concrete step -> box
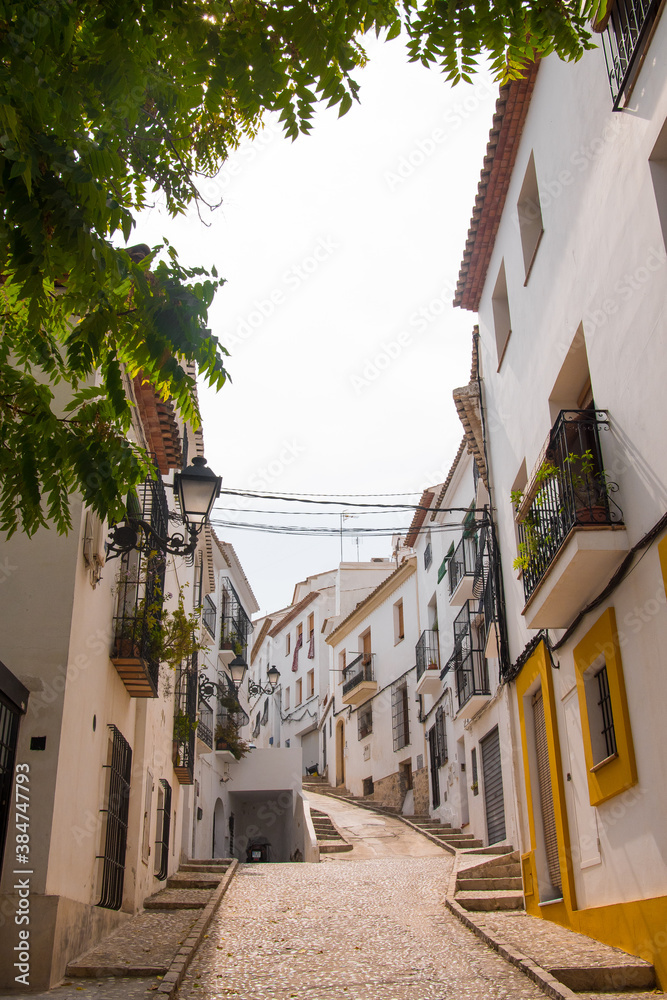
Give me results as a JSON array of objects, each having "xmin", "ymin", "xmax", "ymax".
[
  {"xmin": 417, "ymin": 826, "xmax": 462, "ymax": 835},
  {"xmin": 456, "ymin": 876, "xmax": 524, "ymax": 892},
  {"xmin": 455, "ymin": 889, "xmax": 525, "ymax": 912}
]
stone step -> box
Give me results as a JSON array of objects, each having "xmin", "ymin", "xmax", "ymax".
[
  {"xmin": 166, "ymin": 873, "xmax": 221, "ymax": 890},
  {"xmin": 456, "ymin": 876, "xmax": 524, "ymax": 892},
  {"xmin": 455, "ymin": 890, "xmax": 525, "ymax": 912},
  {"xmin": 319, "ymin": 841, "xmax": 354, "ymax": 854},
  {"xmin": 66, "ymin": 910, "xmax": 200, "ymax": 977},
  {"xmin": 459, "ymin": 844, "xmax": 516, "ymax": 855},
  {"xmin": 179, "ymin": 860, "xmax": 232, "ymax": 872},
  {"xmin": 417, "ymin": 826, "xmax": 462, "ymax": 835},
  {"xmin": 440, "ymin": 838, "xmax": 484, "ymax": 849},
  {"xmin": 144, "ymin": 887, "xmax": 213, "ymax": 910},
  {"xmin": 550, "ymin": 965, "xmax": 656, "ymax": 992}
]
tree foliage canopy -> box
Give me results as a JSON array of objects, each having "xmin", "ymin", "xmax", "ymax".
[{"xmin": 0, "ymin": 0, "xmax": 607, "ymax": 536}]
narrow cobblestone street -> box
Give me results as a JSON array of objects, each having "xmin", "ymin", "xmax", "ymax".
[{"xmin": 174, "ymin": 796, "xmax": 548, "ymax": 1000}]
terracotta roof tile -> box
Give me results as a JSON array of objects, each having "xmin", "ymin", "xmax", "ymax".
[
  {"xmin": 454, "ymin": 63, "xmax": 539, "ymax": 312},
  {"xmin": 405, "ymin": 491, "xmax": 435, "ymax": 548}
]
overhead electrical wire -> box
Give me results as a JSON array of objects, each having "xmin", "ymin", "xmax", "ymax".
[{"xmin": 215, "ymin": 490, "xmax": 481, "ymax": 513}]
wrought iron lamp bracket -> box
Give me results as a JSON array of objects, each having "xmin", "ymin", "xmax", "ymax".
[
  {"xmin": 247, "ymin": 679, "xmax": 276, "ymax": 697},
  {"xmin": 106, "ymin": 516, "xmax": 201, "ymax": 561}
]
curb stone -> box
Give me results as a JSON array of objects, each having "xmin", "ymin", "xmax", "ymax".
[
  {"xmin": 445, "ymin": 897, "xmax": 582, "ymax": 1000},
  {"xmin": 156, "ymin": 859, "xmax": 238, "ymax": 997}
]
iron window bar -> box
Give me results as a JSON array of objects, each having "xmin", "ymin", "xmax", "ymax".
[
  {"xmin": 261, "ymin": 698, "xmax": 270, "ymax": 726},
  {"xmin": 391, "ymin": 678, "xmax": 410, "ymax": 751},
  {"xmin": 342, "ymin": 653, "xmax": 375, "ymax": 696},
  {"xmin": 602, "ymin": 0, "xmax": 662, "ymax": 109},
  {"xmin": 358, "ymin": 705, "xmax": 373, "ymax": 740},
  {"xmin": 428, "ymin": 724, "xmax": 441, "ymax": 808},
  {"xmin": 596, "ymin": 664, "xmax": 618, "ymax": 760},
  {"xmin": 155, "ymin": 779, "xmax": 172, "ymax": 881},
  {"xmin": 0, "ymin": 687, "xmax": 25, "ymax": 874},
  {"xmin": 97, "ymin": 725, "xmax": 132, "ymax": 910},
  {"xmin": 516, "ymin": 410, "xmax": 622, "ymax": 603},
  {"xmin": 424, "ymin": 542, "xmax": 433, "ymax": 570},
  {"xmin": 416, "ymin": 629, "xmax": 440, "ymax": 681}
]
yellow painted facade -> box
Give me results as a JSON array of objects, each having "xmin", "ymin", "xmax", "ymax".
[{"xmin": 516, "ymin": 634, "xmax": 667, "ymax": 988}]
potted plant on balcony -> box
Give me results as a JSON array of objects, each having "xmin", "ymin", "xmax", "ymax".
[
  {"xmin": 112, "ymin": 575, "xmax": 207, "ymax": 671},
  {"xmin": 172, "ymin": 710, "xmax": 198, "ymax": 765},
  {"xmin": 214, "ymin": 721, "xmax": 250, "ymax": 759}
]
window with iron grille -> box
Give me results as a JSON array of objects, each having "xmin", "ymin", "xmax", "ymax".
[
  {"xmin": 362, "ymin": 776, "xmax": 374, "ymax": 796},
  {"xmin": 261, "ymin": 698, "xmax": 269, "ymax": 726},
  {"xmin": 471, "ymin": 746, "xmax": 479, "ymax": 795},
  {"xmin": 597, "ymin": 665, "xmax": 617, "ymax": 760},
  {"xmin": 154, "ymin": 779, "xmax": 171, "ymax": 881},
  {"xmin": 391, "ymin": 679, "xmax": 410, "ymax": 751},
  {"xmin": 428, "ymin": 726, "xmax": 440, "ymax": 808},
  {"xmin": 358, "ymin": 705, "xmax": 373, "ymax": 740},
  {"xmin": 0, "ymin": 667, "xmax": 28, "ymax": 874},
  {"xmin": 424, "ymin": 541, "xmax": 432, "ymax": 570},
  {"xmin": 435, "ymin": 706, "xmax": 447, "ymax": 766},
  {"xmin": 97, "ymin": 725, "xmax": 132, "ymax": 910}
]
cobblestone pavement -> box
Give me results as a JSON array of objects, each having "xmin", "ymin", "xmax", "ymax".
[
  {"xmin": 0, "ymin": 977, "xmax": 160, "ymax": 999},
  {"xmin": 176, "ymin": 856, "xmax": 551, "ymax": 1000}
]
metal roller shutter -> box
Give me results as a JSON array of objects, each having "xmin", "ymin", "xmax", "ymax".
[
  {"xmin": 533, "ymin": 689, "xmax": 562, "ymax": 893},
  {"xmin": 480, "ymin": 726, "xmax": 506, "ymax": 844}
]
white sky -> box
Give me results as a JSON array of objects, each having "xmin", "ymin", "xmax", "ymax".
[{"xmin": 134, "ymin": 35, "xmax": 497, "ymax": 617}]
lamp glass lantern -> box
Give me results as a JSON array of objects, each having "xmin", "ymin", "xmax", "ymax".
[
  {"xmin": 174, "ymin": 456, "xmax": 222, "ymax": 525},
  {"xmin": 229, "ymin": 654, "xmax": 248, "ymax": 690},
  {"xmin": 267, "ymin": 665, "xmax": 280, "ymax": 690}
]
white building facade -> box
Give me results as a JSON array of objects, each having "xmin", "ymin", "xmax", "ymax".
[{"xmin": 454, "ymin": 7, "xmax": 667, "ymax": 984}]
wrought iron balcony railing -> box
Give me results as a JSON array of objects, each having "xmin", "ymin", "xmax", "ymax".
[
  {"xmin": 448, "ymin": 534, "xmax": 477, "ymax": 598},
  {"xmin": 111, "ymin": 473, "xmax": 169, "ymax": 697},
  {"xmin": 197, "ymin": 698, "xmax": 213, "ymax": 749},
  {"xmin": 202, "ymin": 595, "xmax": 216, "ymax": 638},
  {"xmin": 515, "ymin": 410, "xmax": 622, "ymax": 602},
  {"xmin": 416, "ymin": 629, "xmax": 440, "ymax": 681},
  {"xmin": 441, "ymin": 602, "xmax": 490, "ymax": 711},
  {"xmin": 602, "ymin": 0, "xmax": 662, "ymax": 108},
  {"xmin": 342, "ymin": 653, "xmax": 375, "ymax": 696},
  {"xmin": 219, "ymin": 577, "xmax": 253, "ymax": 654},
  {"xmin": 173, "ymin": 655, "xmax": 198, "ymax": 784}
]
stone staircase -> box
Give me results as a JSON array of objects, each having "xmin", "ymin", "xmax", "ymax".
[
  {"xmin": 454, "ymin": 850, "xmax": 524, "ymax": 912},
  {"xmin": 310, "ymin": 808, "xmax": 352, "ymax": 853},
  {"xmin": 408, "ymin": 815, "xmax": 485, "ymax": 852},
  {"xmin": 67, "ymin": 858, "xmax": 234, "ymax": 978}
]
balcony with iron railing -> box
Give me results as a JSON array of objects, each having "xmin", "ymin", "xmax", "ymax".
[
  {"xmin": 601, "ymin": 0, "xmax": 663, "ymax": 109},
  {"xmin": 196, "ymin": 697, "xmax": 213, "ymax": 751},
  {"xmin": 442, "ymin": 602, "xmax": 490, "ymax": 715},
  {"xmin": 416, "ymin": 629, "xmax": 441, "ymax": 697},
  {"xmin": 111, "ymin": 476, "xmax": 169, "ymax": 698},
  {"xmin": 218, "ymin": 577, "xmax": 254, "ymax": 666},
  {"xmin": 172, "ymin": 655, "xmax": 198, "ymax": 784},
  {"xmin": 513, "ymin": 410, "xmax": 628, "ymax": 628},
  {"xmin": 448, "ymin": 534, "xmax": 478, "ymax": 605},
  {"xmin": 341, "ymin": 653, "xmax": 377, "ymax": 707},
  {"xmin": 202, "ymin": 595, "xmax": 216, "ymax": 639}
]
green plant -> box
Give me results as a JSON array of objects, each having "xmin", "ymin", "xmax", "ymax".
[
  {"xmin": 113, "ymin": 572, "xmax": 207, "ymax": 670},
  {"xmin": 214, "ymin": 721, "xmax": 251, "ymax": 760},
  {"xmin": 173, "ymin": 710, "xmax": 198, "ymax": 743}
]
